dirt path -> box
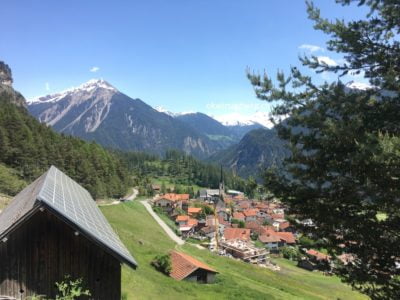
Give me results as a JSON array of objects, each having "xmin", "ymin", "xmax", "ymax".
[
  {"xmin": 124, "ymin": 188, "xmax": 138, "ymax": 201},
  {"xmin": 140, "ymin": 200, "xmax": 184, "ymax": 245},
  {"xmin": 98, "ymin": 188, "xmax": 138, "ymax": 207}
]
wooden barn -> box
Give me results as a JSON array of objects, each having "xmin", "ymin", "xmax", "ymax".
[{"xmin": 0, "ymin": 166, "xmax": 137, "ymax": 300}]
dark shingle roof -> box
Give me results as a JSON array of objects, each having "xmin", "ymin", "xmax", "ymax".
[{"xmin": 0, "ymin": 166, "xmax": 137, "ymax": 268}]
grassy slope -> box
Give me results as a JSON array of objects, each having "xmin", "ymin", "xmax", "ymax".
[{"xmin": 102, "ymin": 202, "xmax": 368, "ymax": 300}]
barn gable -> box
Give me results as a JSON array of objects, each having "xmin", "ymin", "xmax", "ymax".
[{"xmin": 0, "ymin": 166, "xmax": 137, "ymax": 269}]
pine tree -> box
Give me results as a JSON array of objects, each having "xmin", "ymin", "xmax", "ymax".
[
  {"xmin": 248, "ymin": 1, "xmax": 400, "ymax": 298},
  {"xmin": 161, "ymin": 181, "xmax": 167, "ymax": 194}
]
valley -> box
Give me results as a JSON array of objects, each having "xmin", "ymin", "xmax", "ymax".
[
  {"xmin": 1, "ymin": 0, "xmax": 398, "ymax": 296},
  {"xmin": 27, "ymin": 78, "xmax": 285, "ymax": 177},
  {"xmin": 102, "ymin": 201, "xmax": 367, "ymax": 300}
]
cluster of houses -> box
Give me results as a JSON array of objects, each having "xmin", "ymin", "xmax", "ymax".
[
  {"xmin": 152, "ymin": 188, "xmax": 299, "ymax": 267},
  {"xmin": 152, "ymin": 187, "xmax": 354, "ymax": 273}
]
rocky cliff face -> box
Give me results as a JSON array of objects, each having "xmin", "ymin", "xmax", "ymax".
[
  {"xmin": 28, "ymin": 79, "xmax": 223, "ymax": 158},
  {"xmin": 0, "ymin": 62, "xmax": 13, "ymax": 86},
  {"xmin": 0, "ymin": 61, "xmax": 26, "ymax": 107}
]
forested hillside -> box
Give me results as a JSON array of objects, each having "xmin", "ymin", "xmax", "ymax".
[
  {"xmin": 210, "ymin": 128, "xmax": 287, "ymax": 178},
  {"xmin": 0, "ymin": 93, "xmax": 130, "ymax": 198},
  {"xmin": 119, "ymin": 149, "xmax": 250, "ymax": 194}
]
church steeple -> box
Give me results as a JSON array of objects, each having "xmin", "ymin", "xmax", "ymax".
[{"xmin": 219, "ymin": 165, "xmax": 224, "ymax": 200}]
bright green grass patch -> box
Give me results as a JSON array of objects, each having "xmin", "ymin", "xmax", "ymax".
[
  {"xmin": 153, "ymin": 208, "xmax": 180, "ymax": 234},
  {"xmin": 101, "ymin": 202, "xmax": 368, "ymax": 300}
]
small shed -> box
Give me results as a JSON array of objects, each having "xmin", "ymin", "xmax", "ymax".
[
  {"xmin": 169, "ymin": 251, "xmax": 217, "ymax": 283},
  {"xmin": 0, "ymin": 166, "xmax": 137, "ymax": 299}
]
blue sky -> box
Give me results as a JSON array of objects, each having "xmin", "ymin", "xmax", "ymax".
[{"xmin": 2, "ymin": 0, "xmax": 367, "ymax": 118}]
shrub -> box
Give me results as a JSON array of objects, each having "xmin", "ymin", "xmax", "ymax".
[
  {"xmin": 299, "ymin": 235, "xmax": 316, "ymax": 249},
  {"xmin": 231, "ymin": 219, "xmax": 245, "ymax": 228},
  {"xmin": 152, "ymin": 254, "xmax": 172, "ymax": 275},
  {"xmin": 281, "ymin": 246, "xmax": 301, "ymax": 261},
  {"xmin": 55, "ymin": 275, "xmax": 91, "ymax": 300}
]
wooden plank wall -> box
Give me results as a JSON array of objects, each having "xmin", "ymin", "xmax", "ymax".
[{"xmin": 0, "ymin": 210, "xmax": 121, "ymax": 299}]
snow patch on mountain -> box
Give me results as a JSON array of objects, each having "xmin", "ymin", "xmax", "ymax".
[
  {"xmin": 213, "ymin": 112, "xmax": 274, "ymax": 128},
  {"xmin": 28, "ymin": 79, "xmax": 118, "ymax": 133},
  {"xmin": 154, "ymin": 106, "xmax": 194, "ymax": 117},
  {"xmin": 27, "ymin": 79, "xmax": 117, "ymax": 104}
]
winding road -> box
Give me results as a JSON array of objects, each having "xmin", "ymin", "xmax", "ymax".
[
  {"xmin": 140, "ymin": 200, "xmax": 185, "ymax": 245},
  {"xmin": 98, "ymin": 188, "xmax": 138, "ymax": 206},
  {"xmin": 124, "ymin": 188, "xmax": 138, "ymax": 201}
]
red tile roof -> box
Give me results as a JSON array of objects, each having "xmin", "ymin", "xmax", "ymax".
[
  {"xmin": 279, "ymin": 221, "xmax": 290, "ymax": 230},
  {"xmin": 306, "ymin": 249, "xmax": 330, "ymax": 261},
  {"xmin": 261, "ymin": 229, "xmax": 296, "ymax": 244},
  {"xmin": 233, "ymin": 212, "xmax": 245, "ymax": 220},
  {"xmin": 259, "ymin": 234, "xmax": 281, "ymax": 243},
  {"xmin": 255, "ymin": 203, "xmax": 268, "ymax": 210},
  {"xmin": 161, "ymin": 193, "xmax": 190, "ymax": 201},
  {"xmin": 276, "ymin": 232, "xmax": 296, "ymax": 244},
  {"xmin": 270, "ymin": 213, "xmax": 285, "ymax": 220},
  {"xmin": 218, "ymin": 215, "xmax": 230, "ymax": 226},
  {"xmin": 176, "ymin": 215, "xmax": 189, "ymax": 222},
  {"xmin": 243, "ymin": 209, "xmax": 259, "ymax": 217},
  {"xmin": 245, "ymin": 221, "xmax": 261, "ymax": 231},
  {"xmin": 223, "ymin": 228, "xmax": 250, "ymax": 241},
  {"xmin": 169, "ymin": 251, "xmax": 217, "ymax": 281},
  {"xmin": 188, "ymin": 207, "xmax": 202, "ymax": 215},
  {"xmin": 239, "ymin": 201, "xmax": 251, "ymax": 209},
  {"xmin": 187, "ymin": 218, "xmax": 198, "ymax": 227}
]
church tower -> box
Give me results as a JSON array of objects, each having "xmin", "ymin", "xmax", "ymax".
[{"xmin": 219, "ymin": 165, "xmax": 225, "ymax": 200}]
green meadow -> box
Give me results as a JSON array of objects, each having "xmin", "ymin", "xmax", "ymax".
[{"xmin": 102, "ymin": 201, "xmax": 368, "ymax": 300}]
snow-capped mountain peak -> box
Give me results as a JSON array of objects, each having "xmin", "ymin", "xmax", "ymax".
[
  {"xmin": 213, "ymin": 112, "xmax": 274, "ymax": 128},
  {"xmin": 27, "ymin": 79, "xmax": 117, "ymax": 104},
  {"xmin": 154, "ymin": 106, "xmax": 194, "ymax": 117},
  {"xmin": 79, "ymin": 79, "xmax": 116, "ymax": 92}
]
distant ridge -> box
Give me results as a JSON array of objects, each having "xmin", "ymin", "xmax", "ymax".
[
  {"xmin": 27, "ymin": 79, "xmax": 226, "ymax": 158},
  {"xmin": 210, "ymin": 128, "xmax": 287, "ymax": 178}
]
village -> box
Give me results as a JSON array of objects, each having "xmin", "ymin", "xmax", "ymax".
[{"xmin": 150, "ymin": 177, "xmax": 345, "ymax": 275}]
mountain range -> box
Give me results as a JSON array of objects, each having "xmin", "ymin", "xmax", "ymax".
[
  {"xmin": 28, "ymin": 80, "xmax": 221, "ymax": 158},
  {"xmin": 27, "ymin": 79, "xmax": 273, "ymax": 163},
  {"xmin": 2, "ymin": 62, "xmax": 372, "ymax": 182}
]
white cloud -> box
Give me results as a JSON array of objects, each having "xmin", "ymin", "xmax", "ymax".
[
  {"xmin": 320, "ymin": 71, "xmax": 332, "ymax": 81},
  {"xmin": 90, "ymin": 66, "xmax": 100, "ymax": 73},
  {"xmin": 317, "ymin": 56, "xmax": 337, "ymax": 66},
  {"xmin": 299, "ymin": 44, "xmax": 324, "ymax": 53},
  {"xmin": 45, "ymin": 82, "xmax": 50, "ymax": 91}
]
